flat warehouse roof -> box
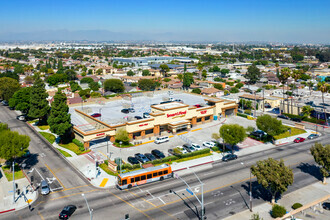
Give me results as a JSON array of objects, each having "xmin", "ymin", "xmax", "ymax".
[{"xmin": 153, "ymin": 102, "xmax": 187, "ymax": 110}]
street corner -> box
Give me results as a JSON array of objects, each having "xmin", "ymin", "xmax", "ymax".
[
  {"xmin": 237, "ymin": 137, "xmax": 263, "ymax": 149},
  {"xmin": 99, "ymin": 178, "xmax": 109, "ymax": 187}
]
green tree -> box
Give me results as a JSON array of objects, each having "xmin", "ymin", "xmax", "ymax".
[
  {"xmin": 78, "ymin": 89, "xmax": 91, "ymax": 100},
  {"xmin": 220, "ymin": 68, "xmax": 230, "ymax": 75},
  {"xmin": 245, "ymin": 64, "xmax": 261, "ymax": 84},
  {"xmin": 251, "ymin": 158, "xmax": 294, "ymax": 204},
  {"xmin": 47, "ymin": 91, "xmax": 72, "ymax": 141},
  {"xmin": 0, "ymin": 77, "xmax": 20, "ymax": 101},
  {"xmin": 0, "ymin": 129, "xmax": 30, "ymax": 161},
  {"xmin": 138, "ymin": 79, "xmax": 156, "ymax": 91},
  {"xmin": 301, "ymin": 105, "xmax": 314, "ymax": 118},
  {"xmin": 230, "ymin": 87, "xmax": 239, "ymax": 93},
  {"xmin": 317, "ymin": 82, "xmax": 329, "ymax": 125},
  {"xmin": 220, "ymin": 124, "xmax": 246, "ymax": 151},
  {"xmin": 278, "ymin": 68, "xmax": 291, "ymax": 112},
  {"xmin": 307, "ymin": 81, "xmax": 314, "ymax": 95},
  {"xmin": 197, "ymin": 62, "xmax": 203, "ymax": 79},
  {"xmin": 96, "ymin": 68, "xmax": 103, "ymax": 75},
  {"xmin": 191, "ymin": 88, "xmax": 201, "ymax": 94},
  {"xmin": 159, "ymin": 64, "xmax": 170, "ymax": 77},
  {"xmin": 127, "ymin": 70, "xmax": 135, "ymax": 76},
  {"xmin": 142, "ymin": 69, "xmax": 151, "ymax": 76},
  {"xmin": 183, "ymin": 72, "xmax": 194, "ymax": 89},
  {"xmin": 256, "ymin": 115, "xmax": 283, "ymax": 140},
  {"xmin": 310, "ymin": 143, "xmax": 330, "ymax": 184},
  {"xmin": 14, "ymin": 64, "xmax": 24, "ymax": 74},
  {"xmin": 65, "ymin": 69, "xmax": 77, "ymax": 81},
  {"xmin": 69, "ymin": 81, "xmax": 82, "ymax": 92},
  {"xmin": 115, "ymin": 128, "xmax": 129, "ymax": 145},
  {"xmin": 8, "ymin": 87, "xmax": 31, "ymax": 114},
  {"xmin": 235, "ymin": 82, "xmax": 244, "ymax": 89},
  {"xmin": 103, "ymin": 79, "xmax": 124, "ymax": 93},
  {"xmin": 89, "ymin": 81, "xmax": 100, "ymax": 91},
  {"xmin": 80, "ymin": 77, "xmax": 94, "ymax": 84},
  {"xmin": 28, "ymin": 77, "xmax": 50, "ymax": 121},
  {"xmin": 213, "ymin": 84, "xmax": 223, "ymax": 90}
]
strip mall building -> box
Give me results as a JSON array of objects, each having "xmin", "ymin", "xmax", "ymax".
[{"xmin": 73, "ymin": 98, "xmax": 238, "ymax": 149}]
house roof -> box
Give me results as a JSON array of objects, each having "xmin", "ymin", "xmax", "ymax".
[
  {"xmin": 201, "ymin": 87, "xmax": 221, "ymax": 94},
  {"xmin": 239, "ymin": 94, "xmax": 264, "ymax": 100}
]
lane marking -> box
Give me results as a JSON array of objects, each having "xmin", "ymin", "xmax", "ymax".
[
  {"xmin": 50, "ymin": 189, "xmax": 99, "ymax": 201},
  {"xmin": 158, "ymin": 197, "xmax": 166, "ymax": 205},
  {"xmin": 49, "ymin": 184, "xmax": 89, "ymax": 195},
  {"xmin": 38, "ymin": 211, "xmax": 45, "ymax": 220},
  {"xmin": 99, "ymin": 178, "xmax": 109, "ymax": 187},
  {"xmin": 109, "ymin": 191, "xmax": 153, "ymax": 220},
  {"xmin": 35, "ymin": 168, "xmax": 45, "ymax": 181},
  {"xmin": 44, "ymin": 163, "xmax": 65, "ymax": 189}
]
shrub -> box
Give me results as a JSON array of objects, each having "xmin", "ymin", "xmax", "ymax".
[
  {"xmin": 292, "ymin": 203, "xmax": 303, "ymax": 210},
  {"xmin": 237, "ymin": 112, "xmax": 248, "ymax": 118},
  {"xmin": 73, "ymin": 139, "xmax": 85, "ymax": 151},
  {"xmin": 271, "ymin": 204, "xmax": 286, "ymax": 218},
  {"xmin": 244, "ymin": 109, "xmax": 252, "ymax": 115},
  {"xmin": 250, "ymin": 213, "xmax": 263, "ymax": 220}
]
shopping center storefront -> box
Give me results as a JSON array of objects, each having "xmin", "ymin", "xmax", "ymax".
[{"xmin": 73, "ymin": 98, "xmax": 238, "ymax": 148}]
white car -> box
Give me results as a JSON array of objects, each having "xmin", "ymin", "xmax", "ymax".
[
  {"xmin": 154, "ymin": 136, "xmax": 169, "ymax": 144},
  {"xmin": 203, "ymin": 141, "xmax": 216, "ymax": 148},
  {"xmin": 191, "ymin": 143, "xmax": 202, "ymax": 151}
]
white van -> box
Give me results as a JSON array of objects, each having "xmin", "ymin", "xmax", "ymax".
[{"xmin": 154, "ymin": 136, "xmax": 169, "ymax": 144}]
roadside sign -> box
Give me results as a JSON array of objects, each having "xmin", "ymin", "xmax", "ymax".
[{"xmin": 186, "ymin": 188, "xmax": 194, "ymax": 195}]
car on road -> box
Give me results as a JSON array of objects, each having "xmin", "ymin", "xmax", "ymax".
[
  {"xmin": 16, "ymin": 115, "xmax": 26, "ymax": 121},
  {"xmin": 307, "ymin": 134, "xmax": 319, "ymax": 139},
  {"xmin": 128, "ymin": 108, "xmax": 135, "ymax": 113},
  {"xmin": 134, "ymin": 116, "xmax": 143, "ymax": 120},
  {"xmin": 322, "ymin": 202, "xmax": 330, "ymax": 210},
  {"xmin": 203, "ymin": 141, "xmax": 216, "ymax": 148},
  {"xmin": 59, "ymin": 205, "xmax": 77, "ymax": 219},
  {"xmin": 277, "ymin": 114, "xmax": 289, "ymax": 120},
  {"xmin": 121, "ymin": 109, "xmax": 130, "ymax": 114},
  {"xmin": 191, "ymin": 143, "xmax": 202, "ymax": 151},
  {"xmin": 291, "ymin": 117, "xmax": 302, "ymax": 122},
  {"xmin": 134, "ymin": 153, "xmax": 149, "ymax": 163},
  {"xmin": 154, "ymin": 136, "xmax": 169, "ymax": 144},
  {"xmin": 40, "ymin": 180, "xmax": 50, "ymax": 195},
  {"xmin": 127, "ymin": 156, "xmax": 140, "ymax": 165},
  {"xmin": 222, "ymin": 154, "xmax": 238, "ymax": 162},
  {"xmin": 91, "ymin": 113, "xmax": 101, "ymax": 118},
  {"xmin": 143, "ymin": 112, "xmax": 150, "ymax": 118},
  {"xmin": 144, "ymin": 153, "xmax": 157, "ymax": 161},
  {"xmin": 183, "ymin": 144, "xmax": 196, "ymax": 152},
  {"xmin": 294, "ymin": 137, "xmax": 305, "ymax": 143},
  {"xmin": 151, "ymin": 149, "xmax": 165, "ymax": 159}
]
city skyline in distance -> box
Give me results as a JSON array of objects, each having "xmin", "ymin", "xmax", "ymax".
[{"xmin": 0, "ymin": 0, "xmax": 329, "ymax": 43}]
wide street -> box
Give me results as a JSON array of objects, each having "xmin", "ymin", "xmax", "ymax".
[{"xmin": 0, "ymin": 104, "xmax": 329, "ymax": 220}]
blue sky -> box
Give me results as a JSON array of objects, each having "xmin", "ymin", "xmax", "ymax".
[{"xmin": 0, "ymin": 0, "xmax": 329, "ymax": 43}]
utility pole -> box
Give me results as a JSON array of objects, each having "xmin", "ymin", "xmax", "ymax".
[
  {"xmin": 262, "ymin": 89, "xmax": 265, "ymax": 113},
  {"xmin": 254, "ymin": 91, "xmax": 257, "ymax": 117},
  {"xmin": 241, "ymin": 162, "xmax": 252, "ymax": 212},
  {"xmin": 13, "ymin": 161, "xmax": 15, "ymax": 204},
  {"xmin": 82, "ymin": 193, "xmax": 93, "ymax": 220}
]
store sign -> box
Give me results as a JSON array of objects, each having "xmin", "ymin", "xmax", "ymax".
[
  {"xmin": 200, "ymin": 110, "xmax": 207, "ymax": 114},
  {"xmin": 96, "ymin": 133, "xmax": 105, "ymax": 137},
  {"xmin": 139, "ymin": 123, "xmax": 148, "ymax": 127},
  {"xmin": 167, "ymin": 110, "xmax": 187, "ymax": 118}
]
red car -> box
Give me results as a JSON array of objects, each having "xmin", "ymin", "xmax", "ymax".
[
  {"xmin": 91, "ymin": 113, "xmax": 101, "ymax": 118},
  {"xmin": 294, "ymin": 137, "xmax": 305, "ymax": 143}
]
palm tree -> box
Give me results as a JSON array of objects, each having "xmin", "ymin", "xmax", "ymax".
[
  {"xmin": 317, "ymin": 82, "xmax": 329, "ymax": 125},
  {"xmin": 291, "ymin": 69, "xmax": 302, "ymax": 114},
  {"xmin": 197, "ymin": 62, "xmax": 203, "ymax": 80},
  {"xmin": 301, "ymin": 105, "xmax": 314, "ymax": 118},
  {"xmin": 278, "ymin": 68, "xmax": 291, "ymax": 114},
  {"xmin": 307, "ymin": 81, "xmax": 314, "ymax": 96},
  {"xmin": 23, "ymin": 65, "xmax": 33, "ymax": 76}
]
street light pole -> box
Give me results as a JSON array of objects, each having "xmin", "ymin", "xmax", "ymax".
[
  {"xmin": 82, "ymin": 193, "xmax": 93, "ymax": 220},
  {"xmin": 120, "ymin": 141, "xmax": 123, "ymax": 175},
  {"xmin": 188, "ymin": 168, "xmax": 204, "ymax": 219},
  {"xmin": 241, "ymin": 162, "xmax": 252, "ymax": 212},
  {"xmin": 13, "ymin": 161, "xmax": 15, "ymax": 204}
]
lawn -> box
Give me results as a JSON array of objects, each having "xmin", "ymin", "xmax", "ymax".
[
  {"xmin": 274, "ymin": 127, "xmax": 306, "ymax": 140},
  {"xmin": 38, "ymin": 125, "xmax": 50, "ymax": 130},
  {"xmin": 2, "ymin": 164, "xmax": 24, "ymax": 181},
  {"xmin": 113, "ymin": 142, "xmax": 134, "ymax": 148},
  {"xmin": 57, "ymin": 148, "xmax": 72, "ymax": 157},
  {"xmin": 99, "ymin": 163, "xmax": 118, "ymax": 176},
  {"xmin": 59, "ymin": 142, "xmax": 90, "ymax": 155},
  {"xmin": 39, "ymin": 132, "xmax": 56, "ymax": 144}
]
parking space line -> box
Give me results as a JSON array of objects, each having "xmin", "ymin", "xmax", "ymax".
[
  {"xmin": 44, "ymin": 163, "xmax": 65, "ymax": 189},
  {"xmin": 158, "ymin": 197, "xmax": 166, "ymax": 205}
]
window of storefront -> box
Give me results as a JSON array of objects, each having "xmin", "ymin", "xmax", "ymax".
[
  {"xmin": 133, "ymin": 132, "xmax": 141, "ymax": 138},
  {"xmin": 205, "ymin": 116, "xmax": 210, "ymax": 121},
  {"xmin": 197, "ymin": 118, "xmax": 202, "ymax": 123},
  {"xmin": 145, "ymin": 129, "xmax": 153, "ymax": 135}
]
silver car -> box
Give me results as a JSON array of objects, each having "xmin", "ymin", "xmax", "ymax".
[{"xmin": 41, "ymin": 180, "xmax": 50, "ymax": 195}]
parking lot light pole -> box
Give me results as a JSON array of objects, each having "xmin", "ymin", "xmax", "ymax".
[
  {"xmin": 82, "ymin": 193, "xmax": 93, "ymax": 220},
  {"xmin": 241, "ymin": 162, "xmax": 252, "ymax": 212}
]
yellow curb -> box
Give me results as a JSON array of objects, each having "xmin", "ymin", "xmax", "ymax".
[
  {"xmin": 191, "ymin": 128, "xmax": 202, "ymax": 132},
  {"xmin": 135, "ymin": 140, "xmax": 155, "ymax": 146},
  {"xmin": 99, "ymin": 178, "xmax": 109, "ymax": 187},
  {"xmin": 169, "ymin": 135, "xmax": 174, "ymax": 138},
  {"xmin": 26, "ymin": 199, "xmax": 32, "ymax": 203},
  {"xmin": 177, "ymin": 131, "xmax": 188, "ymax": 136}
]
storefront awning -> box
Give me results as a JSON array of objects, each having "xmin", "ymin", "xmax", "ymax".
[{"xmin": 168, "ymin": 119, "xmax": 191, "ymax": 127}]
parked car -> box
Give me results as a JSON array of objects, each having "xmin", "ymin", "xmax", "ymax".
[
  {"xmin": 277, "ymin": 115, "xmax": 289, "ymax": 120},
  {"xmin": 264, "ymin": 103, "xmax": 272, "ymax": 108},
  {"xmin": 203, "ymin": 141, "xmax": 216, "ymax": 148},
  {"xmin": 168, "ymin": 148, "xmax": 181, "ymax": 156},
  {"xmin": 40, "ymin": 180, "xmax": 50, "ymax": 195},
  {"xmin": 121, "ymin": 109, "xmax": 130, "ymax": 114},
  {"xmin": 178, "ymin": 147, "xmax": 188, "ymax": 154},
  {"xmin": 128, "ymin": 108, "xmax": 135, "ymax": 113},
  {"xmin": 160, "ymin": 101, "xmax": 173, "ymax": 104},
  {"xmin": 144, "ymin": 153, "xmax": 157, "ymax": 161},
  {"xmin": 16, "ymin": 115, "xmax": 26, "ymax": 121},
  {"xmin": 59, "ymin": 205, "xmax": 77, "ymax": 219},
  {"xmin": 222, "ymin": 154, "xmax": 238, "ymax": 162},
  {"xmin": 291, "ymin": 117, "xmax": 302, "ymax": 122},
  {"xmin": 322, "ymin": 202, "xmax": 330, "ymax": 210},
  {"xmin": 134, "ymin": 116, "xmax": 143, "ymax": 120},
  {"xmin": 22, "ymin": 150, "xmax": 31, "ymax": 158},
  {"xmin": 151, "ymin": 149, "xmax": 165, "ymax": 159},
  {"xmin": 307, "ymin": 134, "xmax": 319, "ymax": 139},
  {"xmin": 294, "ymin": 137, "xmax": 305, "ymax": 143},
  {"xmin": 143, "ymin": 112, "xmax": 150, "ymax": 118},
  {"xmin": 174, "ymin": 99, "xmax": 183, "ymax": 103},
  {"xmin": 134, "ymin": 153, "xmax": 149, "ymax": 163},
  {"xmin": 127, "ymin": 156, "xmax": 139, "ymax": 165},
  {"xmin": 2, "ymin": 100, "xmax": 8, "ymax": 106},
  {"xmin": 182, "ymin": 144, "xmax": 196, "ymax": 152},
  {"xmin": 191, "ymin": 143, "xmax": 202, "ymax": 151},
  {"xmin": 250, "ymin": 130, "xmax": 267, "ymax": 139},
  {"xmin": 91, "ymin": 113, "xmax": 101, "ymax": 118},
  {"xmin": 154, "ymin": 136, "xmax": 169, "ymax": 144}
]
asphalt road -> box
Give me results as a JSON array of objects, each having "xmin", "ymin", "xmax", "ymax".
[{"xmin": 0, "ymin": 104, "xmax": 329, "ymax": 220}]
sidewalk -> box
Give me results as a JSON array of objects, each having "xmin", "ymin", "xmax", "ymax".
[
  {"xmin": 224, "ymin": 178, "xmax": 330, "ymax": 220},
  {"xmin": 275, "ymin": 128, "xmax": 320, "ymax": 145},
  {"xmin": 0, "ymin": 167, "xmax": 37, "ymax": 214}
]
